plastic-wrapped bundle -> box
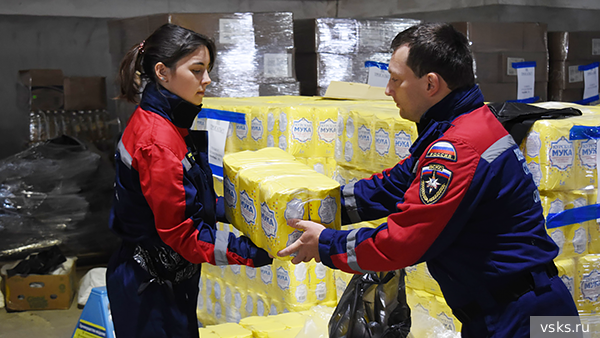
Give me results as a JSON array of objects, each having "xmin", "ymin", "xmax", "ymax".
[
  {"xmin": 223, "ymin": 147, "xmax": 341, "ymax": 259},
  {"xmin": 294, "ymin": 18, "xmax": 358, "ymax": 54},
  {"xmin": 258, "ymin": 82, "xmax": 300, "ymax": 97},
  {"xmin": 0, "ymin": 136, "xmax": 117, "ymax": 261},
  {"xmin": 523, "ymin": 118, "xmax": 576, "ymax": 191},
  {"xmin": 541, "ymin": 191, "xmax": 589, "ymax": 259},
  {"xmin": 335, "ymin": 103, "xmax": 416, "ymax": 173},
  {"xmin": 575, "ymin": 254, "xmax": 600, "ymax": 315},
  {"xmin": 351, "ymin": 52, "xmax": 392, "ymax": 84},
  {"xmin": 357, "ymin": 18, "xmax": 420, "ymax": 53}
]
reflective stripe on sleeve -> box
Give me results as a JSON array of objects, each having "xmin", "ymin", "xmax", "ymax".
[
  {"xmin": 481, "ymin": 134, "xmax": 516, "ymax": 163},
  {"xmin": 117, "ymin": 139, "xmax": 133, "ymax": 168},
  {"xmin": 214, "ymin": 230, "xmax": 229, "ymax": 265},
  {"xmin": 343, "ymin": 183, "xmax": 362, "ymax": 223},
  {"xmin": 182, "ymin": 156, "xmax": 192, "ymax": 172},
  {"xmin": 347, "ymin": 229, "xmax": 369, "ymax": 273}
]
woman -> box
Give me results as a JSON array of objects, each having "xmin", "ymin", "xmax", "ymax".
[{"xmin": 106, "ymin": 23, "xmax": 271, "ymax": 338}]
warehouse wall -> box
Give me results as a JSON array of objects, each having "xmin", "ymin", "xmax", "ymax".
[
  {"xmin": 0, "ymin": 15, "xmax": 111, "ymax": 160},
  {"xmin": 1, "ymin": 0, "xmax": 600, "ymax": 159}
]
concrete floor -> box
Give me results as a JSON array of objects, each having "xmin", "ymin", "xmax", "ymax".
[{"xmin": 0, "ymin": 265, "xmax": 103, "ymax": 338}]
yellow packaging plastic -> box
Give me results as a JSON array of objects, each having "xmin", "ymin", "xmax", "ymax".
[
  {"xmin": 284, "ymin": 106, "xmax": 315, "ymax": 158},
  {"xmin": 576, "ymin": 254, "xmax": 600, "ymax": 314},
  {"xmin": 571, "ymin": 115, "xmax": 600, "ymax": 190},
  {"xmin": 432, "ymin": 295, "xmax": 461, "ymax": 333},
  {"xmin": 308, "ymin": 261, "xmax": 337, "ymax": 306},
  {"xmin": 198, "ymin": 327, "xmax": 220, "ymax": 338},
  {"xmin": 208, "ymin": 323, "xmax": 253, "ymax": 338},
  {"xmin": 230, "ymin": 105, "xmax": 252, "ymax": 153},
  {"xmin": 405, "ymin": 263, "xmax": 443, "ymax": 297},
  {"xmin": 265, "ymin": 105, "xmax": 282, "ymax": 149},
  {"xmin": 587, "ymin": 190, "xmax": 600, "ymax": 254},
  {"xmin": 257, "ymin": 265, "xmax": 275, "ymax": 297},
  {"xmin": 555, "ymin": 258, "xmax": 576, "ymax": 301},
  {"xmin": 333, "ymin": 269, "xmax": 354, "ymax": 301},
  {"xmin": 224, "ymin": 147, "xmax": 341, "ymax": 258},
  {"xmin": 523, "ymin": 119, "xmax": 575, "ymax": 191},
  {"xmin": 223, "ymin": 282, "xmax": 242, "ymax": 324},
  {"xmin": 350, "ymin": 107, "xmax": 375, "ymax": 170},
  {"xmin": 224, "ymin": 265, "xmax": 246, "ymax": 291},
  {"xmin": 406, "ymin": 287, "xmax": 434, "ymax": 317},
  {"xmin": 266, "ymin": 327, "xmax": 303, "ymax": 338},
  {"xmin": 297, "ymin": 157, "xmax": 337, "ymax": 179},
  {"xmin": 272, "ymin": 260, "xmax": 314, "ymax": 312},
  {"xmin": 271, "ymin": 311, "xmax": 308, "ymax": 329},
  {"xmin": 372, "ymin": 107, "xmax": 417, "ymax": 171},
  {"xmin": 239, "ymin": 316, "xmax": 287, "ymax": 338},
  {"xmin": 223, "ymin": 148, "xmax": 296, "ymax": 228},
  {"xmin": 542, "ymin": 191, "xmax": 589, "ymax": 259},
  {"xmin": 313, "ymin": 105, "xmax": 338, "ymax": 158},
  {"xmin": 255, "ymin": 292, "xmax": 270, "ymax": 317}
]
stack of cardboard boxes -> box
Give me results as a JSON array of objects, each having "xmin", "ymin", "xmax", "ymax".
[
  {"xmin": 108, "ymin": 12, "xmax": 299, "ymax": 99},
  {"xmin": 452, "ymin": 21, "xmax": 549, "ymax": 103},
  {"xmin": 548, "ymin": 31, "xmax": 600, "ymax": 102},
  {"xmin": 294, "ymin": 17, "xmax": 419, "ymax": 96}
]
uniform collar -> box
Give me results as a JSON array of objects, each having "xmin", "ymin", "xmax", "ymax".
[
  {"xmin": 417, "ymin": 85, "xmax": 484, "ymax": 134},
  {"xmin": 139, "ymin": 82, "xmax": 202, "ymax": 129}
]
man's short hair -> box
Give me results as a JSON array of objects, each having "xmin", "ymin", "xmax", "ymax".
[{"xmin": 391, "ymin": 23, "xmax": 475, "ymax": 90}]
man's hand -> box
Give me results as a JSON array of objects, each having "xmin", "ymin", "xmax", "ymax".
[{"xmin": 277, "ymin": 219, "xmax": 325, "ymax": 264}]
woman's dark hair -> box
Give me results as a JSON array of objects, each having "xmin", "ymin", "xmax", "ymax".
[
  {"xmin": 117, "ymin": 23, "xmax": 216, "ymax": 104},
  {"xmin": 391, "ymin": 22, "xmax": 474, "ymax": 91}
]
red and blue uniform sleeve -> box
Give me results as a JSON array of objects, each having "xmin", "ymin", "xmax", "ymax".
[
  {"xmin": 320, "ymin": 138, "xmax": 481, "ymax": 274},
  {"xmin": 134, "ymin": 144, "xmax": 271, "ymax": 267}
]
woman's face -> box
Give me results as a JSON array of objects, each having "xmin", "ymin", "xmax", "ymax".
[{"xmin": 159, "ymin": 45, "xmax": 212, "ymax": 106}]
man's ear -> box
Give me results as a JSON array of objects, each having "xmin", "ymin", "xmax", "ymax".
[
  {"xmin": 426, "ymin": 72, "xmax": 441, "ymax": 96},
  {"xmin": 154, "ymin": 62, "xmax": 169, "ymax": 82},
  {"xmin": 426, "ymin": 72, "xmax": 451, "ymax": 97}
]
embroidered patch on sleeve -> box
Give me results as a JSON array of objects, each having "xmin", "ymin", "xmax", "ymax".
[
  {"xmin": 425, "ymin": 141, "xmax": 457, "ymax": 162},
  {"xmin": 420, "ymin": 163, "xmax": 453, "ymax": 204}
]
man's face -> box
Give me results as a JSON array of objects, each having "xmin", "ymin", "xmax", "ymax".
[{"xmin": 385, "ymin": 45, "xmax": 432, "ymax": 123}]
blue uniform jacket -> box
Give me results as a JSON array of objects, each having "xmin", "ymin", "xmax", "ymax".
[{"xmin": 318, "ymin": 85, "xmax": 559, "ymax": 311}]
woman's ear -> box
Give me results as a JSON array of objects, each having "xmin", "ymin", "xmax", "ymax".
[{"xmin": 154, "ymin": 62, "xmax": 169, "ymax": 82}]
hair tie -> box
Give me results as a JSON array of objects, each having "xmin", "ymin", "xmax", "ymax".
[{"xmin": 139, "ymin": 40, "xmax": 146, "ymax": 54}]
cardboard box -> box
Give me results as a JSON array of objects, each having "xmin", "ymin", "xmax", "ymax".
[
  {"xmin": 63, "ymin": 77, "xmax": 107, "ymax": 110},
  {"xmin": 473, "ymin": 51, "xmax": 548, "ymax": 83},
  {"xmin": 548, "ymin": 86, "xmax": 584, "ymax": 102},
  {"xmin": 1, "ymin": 258, "xmax": 77, "ymax": 311},
  {"xmin": 452, "ymin": 22, "xmax": 547, "ymax": 53},
  {"xmin": 478, "ymin": 81, "xmax": 548, "ymax": 103},
  {"xmin": 18, "ymin": 69, "xmax": 64, "ymax": 111},
  {"xmin": 293, "ymin": 18, "xmax": 358, "ymax": 54},
  {"xmin": 254, "ymin": 12, "xmax": 294, "ymax": 48},
  {"xmin": 323, "ymin": 81, "xmax": 392, "ymax": 101},
  {"xmin": 548, "ymin": 60, "xmax": 599, "ymax": 90},
  {"xmin": 549, "ymin": 31, "xmax": 600, "ymax": 61}
]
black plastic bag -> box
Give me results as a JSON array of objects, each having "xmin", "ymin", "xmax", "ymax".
[
  {"xmin": 329, "ymin": 269, "xmax": 411, "ymax": 338},
  {"xmin": 487, "ymin": 102, "xmax": 582, "ymax": 145},
  {"xmin": 6, "ymin": 245, "xmax": 66, "ymax": 277}
]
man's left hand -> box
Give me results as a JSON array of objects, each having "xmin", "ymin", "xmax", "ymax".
[{"xmin": 277, "ymin": 219, "xmax": 325, "ymax": 264}]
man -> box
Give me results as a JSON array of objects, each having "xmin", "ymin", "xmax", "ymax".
[{"xmin": 278, "ymin": 22, "xmax": 579, "ymax": 337}]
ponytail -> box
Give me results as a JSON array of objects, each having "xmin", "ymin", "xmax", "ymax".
[{"xmin": 117, "ymin": 42, "xmax": 144, "ymax": 104}]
